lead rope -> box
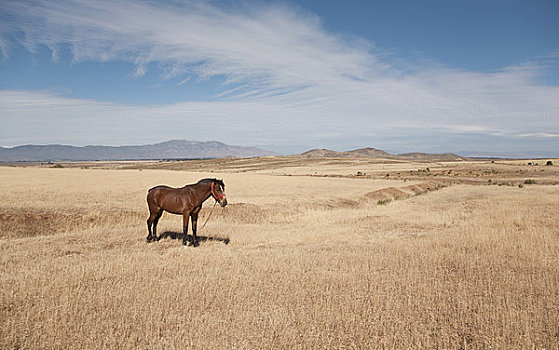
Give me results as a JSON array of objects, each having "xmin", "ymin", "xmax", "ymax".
[{"xmin": 198, "ymin": 200, "xmax": 218, "ymax": 233}]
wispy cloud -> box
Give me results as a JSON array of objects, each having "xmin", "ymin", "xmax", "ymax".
[
  {"xmin": 516, "ymin": 133, "xmax": 559, "ymax": 138},
  {"xmin": 1, "ymin": 0, "xmax": 558, "ymax": 154},
  {"xmin": 2, "ymin": 0, "xmax": 375, "ymax": 89}
]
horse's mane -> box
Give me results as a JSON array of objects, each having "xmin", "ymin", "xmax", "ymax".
[{"xmin": 197, "ymin": 178, "xmax": 225, "ymax": 188}]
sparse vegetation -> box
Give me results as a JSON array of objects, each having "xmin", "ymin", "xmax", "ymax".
[{"xmin": 1, "ymin": 159, "xmax": 559, "ymax": 349}]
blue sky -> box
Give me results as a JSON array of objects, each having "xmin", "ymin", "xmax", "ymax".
[{"xmin": 1, "ymin": 0, "xmax": 558, "ymax": 157}]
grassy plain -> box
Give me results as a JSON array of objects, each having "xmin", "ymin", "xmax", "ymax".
[{"xmin": 1, "ymin": 158, "xmax": 558, "ymax": 349}]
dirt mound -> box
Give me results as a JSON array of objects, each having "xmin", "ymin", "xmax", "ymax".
[
  {"xmin": 0, "ymin": 209, "xmax": 78, "ymax": 238},
  {"xmin": 323, "ymin": 198, "xmax": 360, "ymax": 209},
  {"xmin": 0, "ymin": 208, "xmax": 142, "ymax": 239},
  {"xmin": 364, "ymin": 187, "xmax": 413, "ymax": 201},
  {"xmin": 362, "ymin": 181, "xmax": 448, "ymax": 204},
  {"xmin": 401, "ymin": 184, "xmax": 426, "ymax": 195},
  {"xmin": 402, "ymin": 181, "xmax": 447, "ymax": 195}
]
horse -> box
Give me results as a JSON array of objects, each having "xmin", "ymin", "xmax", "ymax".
[{"xmin": 146, "ymin": 178, "xmax": 227, "ymax": 246}]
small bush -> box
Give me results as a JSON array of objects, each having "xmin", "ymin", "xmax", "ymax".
[
  {"xmin": 524, "ymin": 179, "xmax": 537, "ymax": 185},
  {"xmin": 546, "ymin": 161, "xmax": 553, "ymax": 166},
  {"xmin": 377, "ymin": 199, "xmax": 392, "ymax": 205}
]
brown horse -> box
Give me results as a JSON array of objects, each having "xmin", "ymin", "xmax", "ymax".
[{"xmin": 146, "ymin": 178, "xmax": 227, "ymax": 246}]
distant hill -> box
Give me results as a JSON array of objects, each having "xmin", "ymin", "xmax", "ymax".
[
  {"xmin": 396, "ymin": 152, "xmax": 464, "ymax": 161},
  {"xmin": 301, "ymin": 147, "xmax": 392, "ymax": 158},
  {"xmin": 0, "ymin": 140, "xmax": 276, "ymax": 161},
  {"xmin": 300, "ymin": 148, "xmax": 464, "ymax": 161}
]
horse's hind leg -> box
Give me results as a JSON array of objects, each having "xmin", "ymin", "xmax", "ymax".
[
  {"xmin": 146, "ymin": 206, "xmax": 162, "ymax": 243},
  {"xmin": 146, "ymin": 215, "xmax": 155, "ymax": 243},
  {"xmin": 146, "ymin": 217, "xmax": 152, "ymax": 242},
  {"xmin": 152, "ymin": 210, "xmax": 163, "ymax": 241}
]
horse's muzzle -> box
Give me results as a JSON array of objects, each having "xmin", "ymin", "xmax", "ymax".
[{"xmin": 219, "ymin": 199, "xmax": 227, "ymax": 207}]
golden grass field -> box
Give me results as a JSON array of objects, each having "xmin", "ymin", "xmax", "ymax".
[{"xmin": 1, "ymin": 157, "xmax": 558, "ymax": 349}]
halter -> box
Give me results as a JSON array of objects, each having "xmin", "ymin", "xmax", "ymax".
[{"xmin": 211, "ymin": 181, "xmax": 226, "ymax": 201}]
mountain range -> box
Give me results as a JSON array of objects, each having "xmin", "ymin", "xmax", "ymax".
[
  {"xmin": 0, "ymin": 140, "xmax": 275, "ymax": 161},
  {"xmin": 0, "ymin": 141, "xmax": 466, "ymax": 162},
  {"xmin": 300, "ymin": 147, "xmax": 464, "ymax": 161}
]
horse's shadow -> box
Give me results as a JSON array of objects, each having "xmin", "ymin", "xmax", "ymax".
[{"xmin": 157, "ymin": 231, "xmax": 230, "ymax": 245}]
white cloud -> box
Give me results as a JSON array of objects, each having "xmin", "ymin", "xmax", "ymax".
[
  {"xmin": 516, "ymin": 133, "xmax": 559, "ymax": 138},
  {"xmin": 1, "ymin": 0, "xmax": 558, "ymax": 154}
]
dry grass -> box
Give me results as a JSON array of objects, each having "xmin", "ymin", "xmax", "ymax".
[{"xmin": 1, "ymin": 162, "xmax": 558, "ymax": 349}]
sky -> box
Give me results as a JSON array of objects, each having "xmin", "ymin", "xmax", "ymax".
[{"xmin": 1, "ymin": 0, "xmax": 558, "ymax": 157}]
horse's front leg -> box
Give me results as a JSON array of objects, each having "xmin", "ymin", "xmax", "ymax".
[
  {"xmin": 191, "ymin": 211, "xmax": 199, "ymax": 247},
  {"xmin": 182, "ymin": 213, "xmax": 190, "ymax": 246}
]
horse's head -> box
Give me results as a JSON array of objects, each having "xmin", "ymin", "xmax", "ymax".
[{"xmin": 211, "ymin": 179, "xmax": 227, "ymax": 207}]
